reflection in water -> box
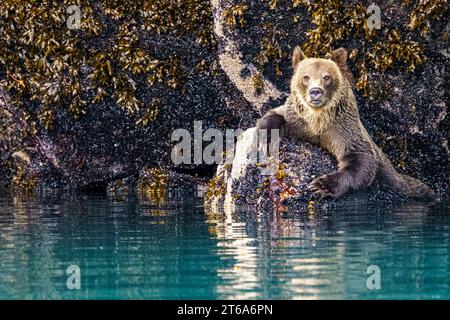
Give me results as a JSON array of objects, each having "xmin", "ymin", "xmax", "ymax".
[
  {"xmin": 208, "ymin": 209, "xmax": 259, "ymax": 299},
  {"xmin": 0, "ymin": 198, "xmax": 62, "ymax": 299},
  {"xmin": 206, "ymin": 201, "xmax": 450, "ymax": 299},
  {"xmin": 0, "ymin": 195, "xmax": 449, "ymax": 299}
]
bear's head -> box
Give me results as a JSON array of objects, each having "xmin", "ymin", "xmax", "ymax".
[{"xmin": 291, "ymin": 47, "xmax": 352, "ymax": 110}]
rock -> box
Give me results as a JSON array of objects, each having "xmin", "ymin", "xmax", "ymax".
[
  {"xmin": 0, "ymin": 86, "xmax": 30, "ymax": 191},
  {"xmin": 209, "ymin": 0, "xmax": 449, "ymax": 198},
  {"xmin": 1, "ymin": 68, "xmax": 252, "ymax": 190},
  {"xmin": 0, "ymin": 0, "xmax": 448, "ymax": 198},
  {"xmin": 205, "ymin": 127, "xmax": 415, "ymax": 213},
  {"xmin": 211, "ymin": 0, "xmax": 287, "ymax": 114},
  {"xmin": 0, "ymin": 1, "xmax": 257, "ymax": 191},
  {"xmin": 106, "ymin": 168, "xmax": 200, "ymax": 202}
]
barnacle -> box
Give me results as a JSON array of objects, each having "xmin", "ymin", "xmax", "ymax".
[{"xmin": 107, "ymin": 178, "xmax": 130, "ymax": 200}]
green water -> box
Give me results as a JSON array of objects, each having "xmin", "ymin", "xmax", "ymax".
[{"xmin": 0, "ymin": 195, "xmax": 449, "ymax": 300}]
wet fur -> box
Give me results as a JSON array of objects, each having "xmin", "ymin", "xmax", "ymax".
[{"xmin": 257, "ymin": 47, "xmax": 437, "ymax": 201}]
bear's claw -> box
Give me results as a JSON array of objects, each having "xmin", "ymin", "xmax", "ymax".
[{"xmin": 308, "ymin": 173, "xmax": 341, "ymax": 199}]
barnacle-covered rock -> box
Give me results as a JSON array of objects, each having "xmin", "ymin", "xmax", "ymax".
[
  {"xmin": 106, "ymin": 167, "xmax": 202, "ymax": 204},
  {"xmin": 0, "ymin": 0, "xmax": 448, "ymax": 198},
  {"xmin": 205, "ymin": 127, "xmax": 412, "ymax": 214},
  {"xmin": 0, "ymin": 0, "xmax": 255, "ymax": 191},
  {"xmin": 0, "ymin": 86, "xmax": 34, "ymax": 192},
  {"xmin": 212, "ymin": 0, "xmax": 449, "ymax": 197},
  {"xmin": 0, "ymin": 88, "xmax": 12, "ymax": 190}
]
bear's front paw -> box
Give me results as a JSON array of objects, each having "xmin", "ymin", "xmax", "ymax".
[{"xmin": 308, "ymin": 172, "xmax": 342, "ymax": 199}]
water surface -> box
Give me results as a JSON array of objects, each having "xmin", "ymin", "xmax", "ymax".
[{"xmin": 0, "ymin": 195, "xmax": 449, "ymax": 299}]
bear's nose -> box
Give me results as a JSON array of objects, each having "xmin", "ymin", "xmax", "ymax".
[{"xmin": 309, "ymin": 87, "xmax": 323, "ymax": 99}]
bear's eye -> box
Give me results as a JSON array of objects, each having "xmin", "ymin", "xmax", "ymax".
[
  {"xmin": 303, "ymin": 75, "xmax": 310, "ymax": 81},
  {"xmin": 323, "ymin": 75, "xmax": 331, "ymax": 81}
]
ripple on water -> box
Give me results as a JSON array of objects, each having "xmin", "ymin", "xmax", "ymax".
[{"xmin": 0, "ymin": 195, "xmax": 449, "ymax": 299}]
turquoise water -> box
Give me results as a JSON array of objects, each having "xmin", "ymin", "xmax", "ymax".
[{"xmin": 0, "ymin": 195, "xmax": 449, "ymax": 300}]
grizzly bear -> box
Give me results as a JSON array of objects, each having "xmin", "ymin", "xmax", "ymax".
[{"xmin": 256, "ymin": 46, "xmax": 437, "ymax": 201}]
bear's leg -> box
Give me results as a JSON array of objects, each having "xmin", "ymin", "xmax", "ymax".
[
  {"xmin": 309, "ymin": 152, "xmax": 377, "ymax": 199},
  {"xmin": 256, "ymin": 111, "xmax": 286, "ymax": 156},
  {"xmin": 257, "ymin": 111, "xmax": 286, "ymax": 135}
]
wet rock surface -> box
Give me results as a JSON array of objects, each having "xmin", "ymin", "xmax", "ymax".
[
  {"xmin": 206, "ymin": 0, "xmax": 448, "ymax": 211},
  {"xmin": 205, "ymin": 127, "xmax": 413, "ymax": 214},
  {"xmin": 209, "ymin": 0, "xmax": 449, "ymax": 202},
  {"xmin": 0, "ymin": 0, "xmax": 448, "ymax": 201},
  {"xmin": 0, "ymin": 1, "xmax": 255, "ymax": 192}
]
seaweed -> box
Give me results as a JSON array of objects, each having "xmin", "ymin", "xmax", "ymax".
[
  {"xmin": 0, "ymin": 0, "xmax": 218, "ymax": 193},
  {"xmin": 239, "ymin": 0, "xmax": 448, "ymax": 98},
  {"xmin": 223, "ymin": 4, "xmax": 248, "ymax": 28}
]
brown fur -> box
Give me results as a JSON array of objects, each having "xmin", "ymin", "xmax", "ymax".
[{"xmin": 257, "ymin": 46, "xmax": 437, "ymax": 201}]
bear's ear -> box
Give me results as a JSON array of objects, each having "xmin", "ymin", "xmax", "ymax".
[
  {"xmin": 292, "ymin": 46, "xmax": 306, "ymax": 69},
  {"xmin": 330, "ymin": 48, "xmax": 348, "ymax": 67},
  {"xmin": 330, "ymin": 47, "xmax": 353, "ymax": 82}
]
